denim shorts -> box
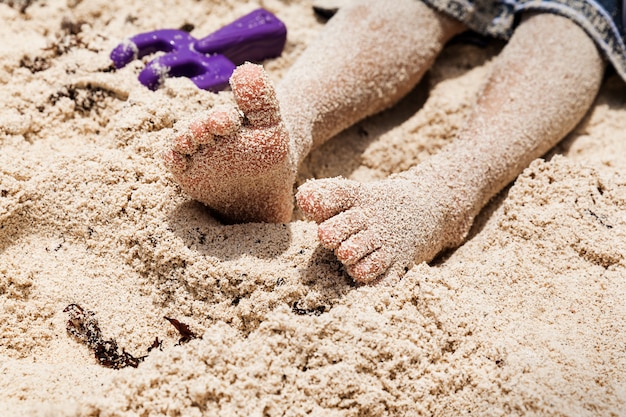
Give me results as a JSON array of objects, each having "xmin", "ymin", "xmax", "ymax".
[{"xmin": 421, "ymin": 0, "xmax": 626, "ymax": 81}]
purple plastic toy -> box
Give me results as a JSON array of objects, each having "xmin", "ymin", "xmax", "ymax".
[{"xmin": 110, "ymin": 9, "xmax": 287, "ymax": 91}]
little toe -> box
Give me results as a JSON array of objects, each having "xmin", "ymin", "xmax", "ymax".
[
  {"xmin": 162, "ymin": 149, "xmax": 188, "ymax": 175},
  {"xmin": 296, "ymin": 177, "xmax": 361, "ymax": 223},
  {"xmin": 190, "ymin": 105, "xmax": 241, "ymax": 142},
  {"xmin": 230, "ymin": 62, "xmax": 280, "ymax": 128},
  {"xmin": 335, "ymin": 229, "xmax": 381, "ymax": 265},
  {"xmin": 318, "ymin": 209, "xmax": 367, "ymax": 250},
  {"xmin": 345, "ymin": 250, "xmax": 393, "ymax": 284}
]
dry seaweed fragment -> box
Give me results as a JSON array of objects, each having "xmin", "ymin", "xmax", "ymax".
[
  {"xmin": 292, "ymin": 301, "xmax": 326, "ymax": 316},
  {"xmin": 93, "ymin": 340, "xmax": 143, "ymax": 369},
  {"xmin": 64, "ymin": 304, "xmax": 145, "ymax": 369},
  {"xmin": 64, "ymin": 305, "xmax": 199, "ymax": 368},
  {"xmin": 164, "ymin": 316, "xmax": 197, "ymax": 344},
  {"xmin": 48, "ymin": 85, "xmax": 113, "ymax": 116},
  {"xmin": 147, "ymin": 337, "xmax": 163, "ymax": 352}
]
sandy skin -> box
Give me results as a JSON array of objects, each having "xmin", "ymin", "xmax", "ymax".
[
  {"xmin": 163, "ymin": 64, "xmax": 295, "ymax": 224},
  {"xmin": 164, "ymin": 0, "xmax": 604, "ymax": 283}
]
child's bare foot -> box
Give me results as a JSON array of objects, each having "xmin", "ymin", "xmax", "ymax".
[
  {"xmin": 296, "ymin": 175, "xmax": 471, "ymax": 283},
  {"xmin": 163, "ymin": 63, "xmax": 295, "ymax": 223}
]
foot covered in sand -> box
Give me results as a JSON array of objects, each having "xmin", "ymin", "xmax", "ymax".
[
  {"xmin": 163, "ymin": 63, "xmax": 294, "ymax": 223},
  {"xmin": 296, "ymin": 175, "xmax": 469, "ymax": 283}
]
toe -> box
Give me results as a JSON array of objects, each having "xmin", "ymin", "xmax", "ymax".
[
  {"xmin": 190, "ymin": 105, "xmax": 241, "ymax": 142},
  {"xmin": 172, "ymin": 132, "xmax": 198, "ymax": 155},
  {"xmin": 345, "ymin": 250, "xmax": 393, "ymax": 284},
  {"xmin": 296, "ymin": 178, "xmax": 361, "ymax": 223},
  {"xmin": 318, "ymin": 209, "xmax": 367, "ymax": 250},
  {"xmin": 162, "ymin": 149, "xmax": 188, "ymax": 175},
  {"xmin": 335, "ymin": 229, "xmax": 381, "ymax": 265},
  {"xmin": 230, "ymin": 62, "xmax": 280, "ymax": 128}
]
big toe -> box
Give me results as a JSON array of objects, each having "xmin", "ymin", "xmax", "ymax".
[
  {"xmin": 296, "ymin": 177, "xmax": 361, "ymax": 223},
  {"xmin": 230, "ymin": 62, "xmax": 281, "ymax": 127}
]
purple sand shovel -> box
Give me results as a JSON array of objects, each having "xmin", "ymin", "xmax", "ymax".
[{"xmin": 110, "ymin": 9, "xmax": 287, "ymax": 91}]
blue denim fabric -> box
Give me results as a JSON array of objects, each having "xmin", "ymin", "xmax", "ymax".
[{"xmin": 421, "ymin": 0, "xmax": 626, "ymax": 81}]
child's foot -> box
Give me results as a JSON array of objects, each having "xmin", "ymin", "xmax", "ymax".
[
  {"xmin": 163, "ymin": 63, "xmax": 295, "ymax": 223},
  {"xmin": 296, "ymin": 175, "xmax": 471, "ymax": 283}
]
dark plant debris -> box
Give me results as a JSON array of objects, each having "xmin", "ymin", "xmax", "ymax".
[
  {"xmin": 18, "ymin": 16, "xmax": 88, "ymax": 74},
  {"xmin": 65, "ymin": 304, "xmax": 200, "ymax": 369},
  {"xmin": 292, "ymin": 301, "xmax": 326, "ymax": 316},
  {"xmin": 19, "ymin": 55, "xmax": 51, "ymax": 73},
  {"xmin": 586, "ymin": 208, "xmax": 613, "ymax": 229},
  {"xmin": 164, "ymin": 316, "xmax": 198, "ymax": 344},
  {"xmin": 49, "ymin": 85, "xmax": 114, "ymax": 116},
  {"xmin": 147, "ymin": 337, "xmax": 163, "ymax": 353},
  {"xmin": 64, "ymin": 303, "xmax": 145, "ymax": 369}
]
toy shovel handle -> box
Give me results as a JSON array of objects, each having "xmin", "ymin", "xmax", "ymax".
[
  {"xmin": 194, "ymin": 8, "xmax": 287, "ymax": 65},
  {"xmin": 110, "ymin": 29, "xmax": 195, "ymax": 69}
]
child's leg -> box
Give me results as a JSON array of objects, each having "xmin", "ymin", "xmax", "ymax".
[
  {"xmin": 297, "ymin": 13, "xmax": 604, "ymax": 283},
  {"xmin": 163, "ymin": 0, "xmax": 464, "ymax": 223}
]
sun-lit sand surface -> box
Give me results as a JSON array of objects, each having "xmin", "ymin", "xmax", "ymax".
[{"xmin": 1, "ymin": 0, "xmax": 625, "ymax": 415}]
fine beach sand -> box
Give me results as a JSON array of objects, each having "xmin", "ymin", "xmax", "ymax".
[{"xmin": 2, "ymin": 0, "xmax": 626, "ymax": 415}]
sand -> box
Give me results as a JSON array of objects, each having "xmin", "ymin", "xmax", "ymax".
[{"xmin": 1, "ymin": 0, "xmax": 625, "ymax": 415}]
